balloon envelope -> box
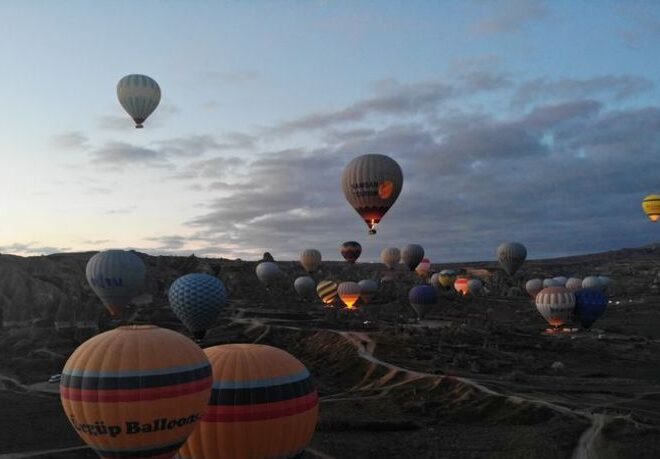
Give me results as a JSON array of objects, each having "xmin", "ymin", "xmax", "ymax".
[
  {"xmin": 294, "ymin": 276, "xmax": 317, "ymax": 299},
  {"xmin": 168, "ymin": 274, "xmax": 227, "ymax": 340},
  {"xmin": 642, "ymin": 194, "xmax": 660, "ymax": 222},
  {"xmin": 525, "ymin": 279, "xmax": 544, "ymax": 298},
  {"xmin": 415, "ymin": 258, "xmax": 431, "ymax": 278},
  {"xmin": 60, "ymin": 326, "xmax": 212, "ymax": 459},
  {"xmin": 402, "ymin": 244, "xmax": 424, "ymax": 271},
  {"xmin": 116, "ymin": 74, "xmax": 161, "ymax": 128},
  {"xmin": 409, "ymin": 285, "xmax": 437, "ymax": 318},
  {"xmin": 300, "ymin": 249, "xmax": 322, "ymax": 273},
  {"xmin": 552, "ymin": 276, "xmax": 568, "ymax": 286},
  {"xmin": 565, "ymin": 277, "xmax": 583, "ymax": 291},
  {"xmin": 85, "ymin": 250, "xmax": 146, "ymax": 316},
  {"xmin": 574, "ymin": 289, "xmax": 607, "ymax": 328},
  {"xmin": 338, "ymin": 281, "xmax": 361, "ymax": 309},
  {"xmin": 535, "ymin": 287, "xmax": 575, "ymax": 327},
  {"xmin": 358, "ymin": 279, "xmax": 379, "ymax": 304},
  {"xmin": 543, "ymin": 278, "xmax": 560, "ymax": 288},
  {"xmin": 178, "ymin": 344, "xmax": 318, "ymax": 459},
  {"xmin": 467, "ymin": 278, "xmax": 483, "ymax": 294},
  {"xmin": 496, "ymin": 242, "xmax": 527, "ymax": 276},
  {"xmin": 454, "ymin": 278, "xmax": 469, "ymax": 296},
  {"xmin": 582, "ymin": 276, "xmax": 604, "ymax": 290},
  {"xmin": 380, "ymin": 247, "xmax": 401, "ymax": 269},
  {"xmin": 317, "ymin": 280, "xmax": 338, "ymax": 305},
  {"xmin": 340, "ymin": 241, "xmax": 362, "ymax": 263},
  {"xmin": 341, "ymin": 154, "xmax": 403, "ymax": 234},
  {"xmin": 256, "ymin": 262, "xmax": 283, "ymax": 286}
]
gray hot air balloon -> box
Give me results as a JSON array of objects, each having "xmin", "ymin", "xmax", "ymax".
[
  {"xmin": 116, "ymin": 74, "xmax": 161, "ymax": 128},
  {"xmin": 535, "ymin": 286, "xmax": 575, "ymax": 328},
  {"xmin": 552, "ymin": 276, "xmax": 568, "ymax": 286},
  {"xmin": 358, "ymin": 279, "xmax": 379, "ymax": 304},
  {"xmin": 543, "ymin": 278, "xmax": 560, "ymax": 288},
  {"xmin": 85, "ymin": 250, "xmax": 146, "ymax": 316},
  {"xmin": 565, "ymin": 277, "xmax": 583, "ymax": 291},
  {"xmin": 496, "ymin": 242, "xmax": 527, "ymax": 276},
  {"xmin": 401, "ymin": 244, "xmax": 424, "ymax": 271},
  {"xmin": 255, "ymin": 261, "xmax": 283, "ymax": 287},
  {"xmin": 294, "ymin": 276, "xmax": 317, "ymax": 299},
  {"xmin": 380, "ymin": 247, "xmax": 401, "ymax": 269},
  {"xmin": 299, "ymin": 249, "xmax": 322, "ymax": 273},
  {"xmin": 467, "ymin": 278, "xmax": 483, "ymax": 295},
  {"xmin": 582, "ymin": 276, "xmax": 604, "ymax": 290},
  {"xmin": 341, "ymin": 154, "xmax": 403, "ymax": 234},
  {"xmin": 525, "ymin": 279, "xmax": 544, "ymax": 298}
]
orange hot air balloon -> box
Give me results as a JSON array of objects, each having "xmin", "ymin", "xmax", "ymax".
[
  {"xmin": 178, "ymin": 344, "xmax": 319, "ymax": 459},
  {"xmin": 454, "ymin": 278, "xmax": 470, "ymax": 296},
  {"xmin": 341, "ymin": 154, "xmax": 403, "ymax": 234},
  {"xmin": 60, "ymin": 325, "xmax": 212, "ymax": 459},
  {"xmin": 337, "ymin": 281, "xmax": 361, "ymax": 309},
  {"xmin": 642, "ymin": 195, "xmax": 660, "ymax": 222}
]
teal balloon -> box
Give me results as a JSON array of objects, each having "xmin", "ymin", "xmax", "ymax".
[
  {"xmin": 116, "ymin": 74, "xmax": 161, "ymax": 128},
  {"xmin": 168, "ymin": 273, "xmax": 227, "ymax": 340}
]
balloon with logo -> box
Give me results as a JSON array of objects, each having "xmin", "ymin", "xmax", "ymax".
[
  {"xmin": 409, "ymin": 285, "xmax": 437, "ymax": 319},
  {"xmin": 294, "ymin": 276, "xmax": 317, "ymax": 299},
  {"xmin": 317, "ymin": 280, "xmax": 338, "ymax": 306},
  {"xmin": 642, "ymin": 194, "xmax": 660, "ymax": 222},
  {"xmin": 60, "ymin": 326, "xmax": 212, "ymax": 459},
  {"xmin": 116, "ymin": 74, "xmax": 161, "ymax": 128},
  {"xmin": 342, "ymin": 154, "xmax": 403, "ymax": 234},
  {"xmin": 300, "ymin": 249, "xmax": 322, "ymax": 273},
  {"xmin": 525, "ymin": 279, "xmax": 544, "ymax": 298},
  {"xmin": 496, "ymin": 242, "xmax": 527, "ymax": 276},
  {"xmin": 85, "ymin": 249, "xmax": 146, "ymax": 317},
  {"xmin": 402, "ymin": 244, "xmax": 424, "ymax": 271},
  {"xmin": 380, "ymin": 247, "xmax": 401, "ymax": 269},
  {"xmin": 535, "ymin": 287, "xmax": 575, "ymax": 328},
  {"xmin": 340, "ymin": 241, "xmax": 362, "ymax": 264},
  {"xmin": 177, "ymin": 344, "xmax": 319, "ymax": 459},
  {"xmin": 574, "ymin": 289, "xmax": 608, "ymax": 329},
  {"xmin": 168, "ymin": 274, "xmax": 227, "ymax": 341},
  {"xmin": 358, "ymin": 279, "xmax": 379, "ymax": 304},
  {"xmin": 338, "ymin": 282, "xmax": 361, "ymax": 309}
]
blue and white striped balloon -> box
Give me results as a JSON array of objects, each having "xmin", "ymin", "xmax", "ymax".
[
  {"xmin": 116, "ymin": 74, "xmax": 161, "ymax": 128},
  {"xmin": 168, "ymin": 273, "xmax": 227, "ymax": 340}
]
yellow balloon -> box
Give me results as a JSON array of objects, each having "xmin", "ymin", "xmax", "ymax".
[{"xmin": 642, "ymin": 195, "xmax": 660, "ymax": 222}]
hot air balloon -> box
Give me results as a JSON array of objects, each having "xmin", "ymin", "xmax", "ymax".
[
  {"xmin": 439, "ymin": 270, "xmax": 456, "ymax": 289},
  {"xmin": 582, "ymin": 276, "xmax": 603, "ymax": 290},
  {"xmin": 116, "ymin": 74, "xmax": 161, "ymax": 128},
  {"xmin": 535, "ymin": 287, "xmax": 575, "ymax": 328},
  {"xmin": 294, "ymin": 276, "xmax": 317, "ymax": 299},
  {"xmin": 300, "ymin": 249, "xmax": 322, "ymax": 273},
  {"xmin": 340, "ymin": 241, "xmax": 362, "ymax": 264},
  {"xmin": 358, "ymin": 279, "xmax": 379, "ymax": 304},
  {"xmin": 317, "ymin": 280, "xmax": 338, "ymax": 306},
  {"xmin": 454, "ymin": 278, "xmax": 470, "ymax": 296},
  {"xmin": 402, "ymin": 244, "xmax": 424, "ymax": 271},
  {"xmin": 178, "ymin": 344, "xmax": 319, "ymax": 459},
  {"xmin": 408, "ymin": 285, "xmax": 437, "ymax": 319},
  {"xmin": 380, "ymin": 247, "xmax": 401, "ymax": 269},
  {"xmin": 60, "ymin": 326, "xmax": 212, "ymax": 459},
  {"xmin": 565, "ymin": 277, "xmax": 583, "ymax": 291},
  {"xmin": 642, "ymin": 195, "xmax": 660, "ymax": 222},
  {"xmin": 85, "ymin": 250, "xmax": 146, "ymax": 317},
  {"xmin": 341, "ymin": 154, "xmax": 403, "ymax": 234},
  {"xmin": 553, "ymin": 276, "xmax": 568, "ymax": 286},
  {"xmin": 337, "ymin": 282, "xmax": 361, "ymax": 309},
  {"xmin": 415, "ymin": 258, "xmax": 431, "ymax": 278},
  {"xmin": 496, "ymin": 242, "xmax": 527, "ymax": 276},
  {"xmin": 574, "ymin": 289, "xmax": 607, "ymax": 329},
  {"xmin": 543, "ymin": 278, "xmax": 560, "ymax": 288},
  {"xmin": 429, "ymin": 273, "xmax": 441, "ymax": 290},
  {"xmin": 598, "ymin": 276, "xmax": 612, "ymax": 290},
  {"xmin": 525, "ymin": 279, "xmax": 544, "ymax": 298},
  {"xmin": 468, "ymin": 278, "xmax": 483, "ymax": 295},
  {"xmin": 256, "ymin": 261, "xmax": 283, "ymax": 286},
  {"xmin": 168, "ymin": 273, "xmax": 227, "ymax": 341}
]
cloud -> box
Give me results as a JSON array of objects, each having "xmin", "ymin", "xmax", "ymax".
[
  {"xmin": 201, "ymin": 70, "xmax": 261, "ymax": 84},
  {"xmin": 145, "ymin": 235, "xmax": 188, "ymax": 250},
  {"xmin": 0, "ymin": 242, "xmax": 71, "ymax": 255},
  {"xmin": 171, "ymin": 156, "xmax": 244, "ymax": 180},
  {"xmin": 50, "ymin": 131, "xmax": 88, "ymax": 150},
  {"xmin": 513, "ymin": 75, "xmax": 654, "ymax": 107},
  {"xmin": 106, "ymin": 207, "xmax": 136, "ymax": 215},
  {"xmin": 471, "ymin": 0, "xmax": 548, "ymax": 35},
  {"xmin": 90, "ymin": 142, "xmax": 170, "ymax": 169}
]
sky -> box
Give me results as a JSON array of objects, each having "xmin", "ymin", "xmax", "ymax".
[{"xmin": 1, "ymin": 0, "xmax": 660, "ymax": 262}]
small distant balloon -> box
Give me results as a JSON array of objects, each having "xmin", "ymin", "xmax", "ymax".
[
  {"xmin": 409, "ymin": 285, "xmax": 437, "ymax": 319},
  {"xmin": 415, "ymin": 258, "xmax": 431, "ymax": 278},
  {"xmin": 294, "ymin": 276, "xmax": 317, "ymax": 299},
  {"xmin": 467, "ymin": 278, "xmax": 483, "ymax": 294},
  {"xmin": 402, "ymin": 244, "xmax": 424, "ymax": 271},
  {"xmin": 380, "ymin": 247, "xmax": 401, "ymax": 269},
  {"xmin": 642, "ymin": 194, "xmax": 660, "ymax": 222},
  {"xmin": 574, "ymin": 289, "xmax": 607, "ymax": 329},
  {"xmin": 454, "ymin": 278, "xmax": 470, "ymax": 296},
  {"xmin": 552, "ymin": 276, "xmax": 567, "ymax": 286},
  {"xmin": 300, "ymin": 249, "xmax": 322, "ymax": 273},
  {"xmin": 337, "ymin": 282, "xmax": 361, "ymax": 309},
  {"xmin": 496, "ymin": 242, "xmax": 527, "ymax": 276},
  {"xmin": 582, "ymin": 276, "xmax": 604, "ymax": 290},
  {"xmin": 565, "ymin": 277, "xmax": 583, "ymax": 291},
  {"xmin": 255, "ymin": 261, "xmax": 283, "ymax": 286},
  {"xmin": 525, "ymin": 279, "xmax": 544, "ymax": 298},
  {"xmin": 116, "ymin": 74, "xmax": 161, "ymax": 128},
  {"xmin": 358, "ymin": 279, "xmax": 379, "ymax": 304},
  {"xmin": 535, "ymin": 287, "xmax": 575, "ymax": 328},
  {"xmin": 340, "ymin": 241, "xmax": 362, "ymax": 263},
  {"xmin": 543, "ymin": 278, "xmax": 560, "ymax": 288},
  {"xmin": 317, "ymin": 280, "xmax": 338, "ymax": 306}
]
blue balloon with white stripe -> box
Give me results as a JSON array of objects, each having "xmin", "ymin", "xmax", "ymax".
[
  {"xmin": 168, "ymin": 273, "xmax": 227, "ymax": 340},
  {"xmin": 116, "ymin": 74, "xmax": 161, "ymax": 128}
]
